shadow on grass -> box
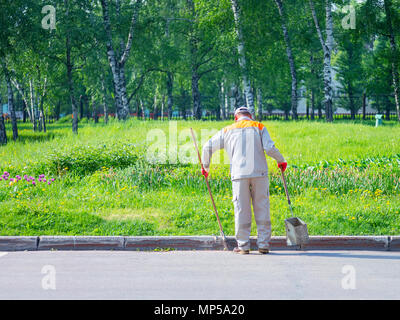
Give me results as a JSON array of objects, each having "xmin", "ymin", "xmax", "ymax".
[
  {"xmin": 1, "ymin": 207, "xmax": 158, "ymax": 236},
  {"xmin": 12, "ymin": 132, "xmax": 63, "ymax": 144}
]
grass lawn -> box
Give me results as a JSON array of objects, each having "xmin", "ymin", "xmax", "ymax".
[{"xmin": 1, "ymin": 118, "xmax": 399, "ymax": 236}]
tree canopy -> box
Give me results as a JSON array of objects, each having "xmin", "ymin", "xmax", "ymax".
[{"xmin": 0, "ymin": 0, "xmax": 399, "ymax": 140}]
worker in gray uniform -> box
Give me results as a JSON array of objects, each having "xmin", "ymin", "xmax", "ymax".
[{"xmin": 201, "ymin": 107, "xmax": 287, "ymax": 254}]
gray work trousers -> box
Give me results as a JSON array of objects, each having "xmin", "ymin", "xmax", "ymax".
[{"xmin": 232, "ymin": 176, "xmax": 271, "ymax": 250}]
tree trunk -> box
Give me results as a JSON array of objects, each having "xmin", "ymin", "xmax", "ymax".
[
  {"xmin": 79, "ymin": 95, "xmax": 84, "ymax": 120},
  {"xmin": 38, "ymin": 111, "xmax": 43, "ymax": 132},
  {"xmin": 187, "ymin": 0, "xmax": 202, "ymax": 120},
  {"xmin": 22, "ymin": 100, "xmax": 27, "ymax": 123},
  {"xmin": 191, "ymin": 70, "xmax": 202, "ymax": 120},
  {"xmin": 310, "ymin": 53, "xmax": 316, "ymax": 120},
  {"xmin": 92, "ymin": 100, "xmax": 99, "ymax": 123},
  {"xmin": 118, "ymin": 65, "xmax": 130, "ymax": 119},
  {"xmin": 383, "ymin": 0, "xmax": 400, "ymax": 121},
  {"xmin": 311, "ymin": 94, "xmax": 315, "ymax": 120},
  {"xmin": 0, "ymin": 92, "xmax": 6, "ymax": 145},
  {"xmin": 55, "ymin": 100, "xmax": 61, "ymax": 121},
  {"xmin": 153, "ymin": 92, "xmax": 158, "ymax": 120},
  {"xmin": 161, "ymin": 95, "xmax": 165, "ymax": 121},
  {"xmin": 135, "ymin": 99, "xmax": 140, "ymax": 119},
  {"xmin": 2, "ymin": 61, "xmax": 18, "ymax": 141},
  {"xmin": 100, "ymin": 0, "xmax": 141, "ymax": 121},
  {"xmin": 309, "ymin": 0, "xmax": 334, "ymax": 122},
  {"xmin": 0, "ymin": 114, "xmax": 6, "ymax": 145},
  {"xmin": 65, "ymin": 0, "xmax": 78, "ymax": 134},
  {"xmin": 257, "ymin": 88, "xmax": 263, "ymax": 121},
  {"xmin": 220, "ymin": 80, "xmax": 226, "ymax": 120},
  {"xmin": 225, "ymin": 90, "xmax": 229, "ymax": 120},
  {"xmin": 274, "ymin": 0, "xmax": 298, "ymax": 119},
  {"xmin": 230, "ymin": 0, "xmax": 255, "ymax": 114},
  {"xmin": 284, "ymin": 109, "xmax": 289, "ymax": 120},
  {"xmin": 101, "ymin": 73, "xmax": 108, "ymax": 124},
  {"xmin": 362, "ymin": 92, "xmax": 366, "ymax": 120},
  {"xmin": 140, "ymin": 100, "xmax": 145, "ymax": 121},
  {"xmin": 11, "ymin": 79, "xmax": 33, "ymax": 125},
  {"xmin": 167, "ymin": 72, "xmax": 174, "ymax": 119},
  {"xmin": 39, "ymin": 78, "xmax": 47, "ymax": 133},
  {"xmin": 231, "ymin": 84, "xmax": 242, "ymax": 110},
  {"xmin": 348, "ymin": 85, "xmax": 355, "ymax": 120},
  {"xmin": 66, "ymin": 37, "xmax": 78, "ymax": 133},
  {"xmin": 385, "ymin": 96, "xmax": 391, "ymax": 120}
]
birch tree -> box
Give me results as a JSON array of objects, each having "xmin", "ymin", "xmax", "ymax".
[
  {"xmin": 309, "ymin": 0, "xmax": 334, "ymax": 122},
  {"xmin": 100, "ymin": 0, "xmax": 142, "ymax": 120},
  {"xmin": 383, "ymin": 0, "xmax": 400, "ymax": 121},
  {"xmin": 274, "ymin": 0, "xmax": 298, "ymax": 119},
  {"xmin": 230, "ymin": 0, "xmax": 255, "ymax": 114},
  {"xmin": 0, "ymin": 88, "xmax": 7, "ymax": 145},
  {"xmin": 1, "ymin": 58, "xmax": 18, "ymax": 140}
]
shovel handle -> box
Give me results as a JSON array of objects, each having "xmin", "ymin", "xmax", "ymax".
[
  {"xmin": 190, "ymin": 128, "xmax": 228, "ymax": 250},
  {"xmin": 280, "ymin": 169, "xmax": 294, "ymax": 217}
]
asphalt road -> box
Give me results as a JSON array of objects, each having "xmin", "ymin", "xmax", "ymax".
[{"xmin": 0, "ymin": 250, "xmax": 399, "ymax": 300}]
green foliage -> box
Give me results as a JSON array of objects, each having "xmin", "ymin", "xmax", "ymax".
[{"xmin": 35, "ymin": 142, "xmax": 144, "ymax": 176}]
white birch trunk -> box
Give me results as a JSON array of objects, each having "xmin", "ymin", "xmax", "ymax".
[
  {"xmin": 100, "ymin": 0, "xmax": 141, "ymax": 120},
  {"xmin": 12, "ymin": 79, "xmax": 33, "ymax": 124},
  {"xmin": 309, "ymin": 0, "xmax": 334, "ymax": 122},
  {"xmin": 274, "ymin": 0, "xmax": 298, "ymax": 119},
  {"xmin": 384, "ymin": 0, "xmax": 400, "ymax": 121},
  {"xmin": 230, "ymin": 0, "xmax": 255, "ymax": 114},
  {"xmin": 220, "ymin": 80, "xmax": 226, "ymax": 120},
  {"xmin": 29, "ymin": 79, "xmax": 37, "ymax": 131},
  {"xmin": 257, "ymin": 88, "xmax": 263, "ymax": 121}
]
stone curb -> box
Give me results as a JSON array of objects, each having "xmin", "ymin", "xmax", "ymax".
[
  {"xmin": 0, "ymin": 236, "xmax": 38, "ymax": 251},
  {"xmin": 38, "ymin": 236, "xmax": 125, "ymax": 251},
  {"xmin": 390, "ymin": 236, "xmax": 400, "ymax": 251},
  {"xmin": 0, "ymin": 236, "xmax": 398, "ymax": 251}
]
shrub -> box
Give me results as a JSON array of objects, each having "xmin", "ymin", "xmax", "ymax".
[{"xmin": 34, "ymin": 143, "xmax": 145, "ymax": 176}]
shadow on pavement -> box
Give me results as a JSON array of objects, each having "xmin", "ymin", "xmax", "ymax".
[{"xmin": 269, "ymin": 251, "xmax": 400, "ymax": 260}]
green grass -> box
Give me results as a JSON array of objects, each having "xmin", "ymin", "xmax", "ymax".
[{"xmin": 1, "ymin": 118, "xmax": 400, "ymax": 236}]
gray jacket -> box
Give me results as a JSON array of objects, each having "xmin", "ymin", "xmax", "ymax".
[{"xmin": 202, "ymin": 117, "xmax": 285, "ymax": 180}]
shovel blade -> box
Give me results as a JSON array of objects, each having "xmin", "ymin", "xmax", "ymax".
[{"xmin": 285, "ymin": 217, "xmax": 309, "ymax": 246}]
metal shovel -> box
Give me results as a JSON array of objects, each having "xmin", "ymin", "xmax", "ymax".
[{"xmin": 280, "ymin": 168, "xmax": 309, "ymax": 249}]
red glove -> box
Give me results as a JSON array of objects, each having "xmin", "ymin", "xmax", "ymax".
[
  {"xmin": 201, "ymin": 168, "xmax": 209, "ymax": 178},
  {"xmin": 278, "ymin": 162, "xmax": 287, "ymax": 172}
]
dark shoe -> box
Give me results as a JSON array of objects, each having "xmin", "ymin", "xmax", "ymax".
[
  {"xmin": 258, "ymin": 248, "xmax": 269, "ymax": 254},
  {"xmin": 233, "ymin": 247, "xmax": 250, "ymax": 255}
]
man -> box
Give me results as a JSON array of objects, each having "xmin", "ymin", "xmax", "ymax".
[{"xmin": 202, "ymin": 106, "xmax": 287, "ymax": 254}]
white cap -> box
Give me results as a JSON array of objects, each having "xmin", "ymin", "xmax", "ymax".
[{"xmin": 234, "ymin": 106, "xmax": 251, "ymax": 116}]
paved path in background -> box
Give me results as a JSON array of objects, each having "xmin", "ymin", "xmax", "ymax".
[{"xmin": 0, "ymin": 250, "xmax": 399, "ymax": 300}]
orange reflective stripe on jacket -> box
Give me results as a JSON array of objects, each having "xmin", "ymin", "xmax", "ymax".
[{"xmin": 223, "ymin": 119, "xmax": 265, "ymax": 133}]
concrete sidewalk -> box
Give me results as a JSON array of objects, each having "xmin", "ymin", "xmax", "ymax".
[
  {"xmin": 0, "ymin": 235, "xmax": 399, "ymax": 251},
  {"xmin": 0, "ymin": 250, "xmax": 399, "ymax": 299}
]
